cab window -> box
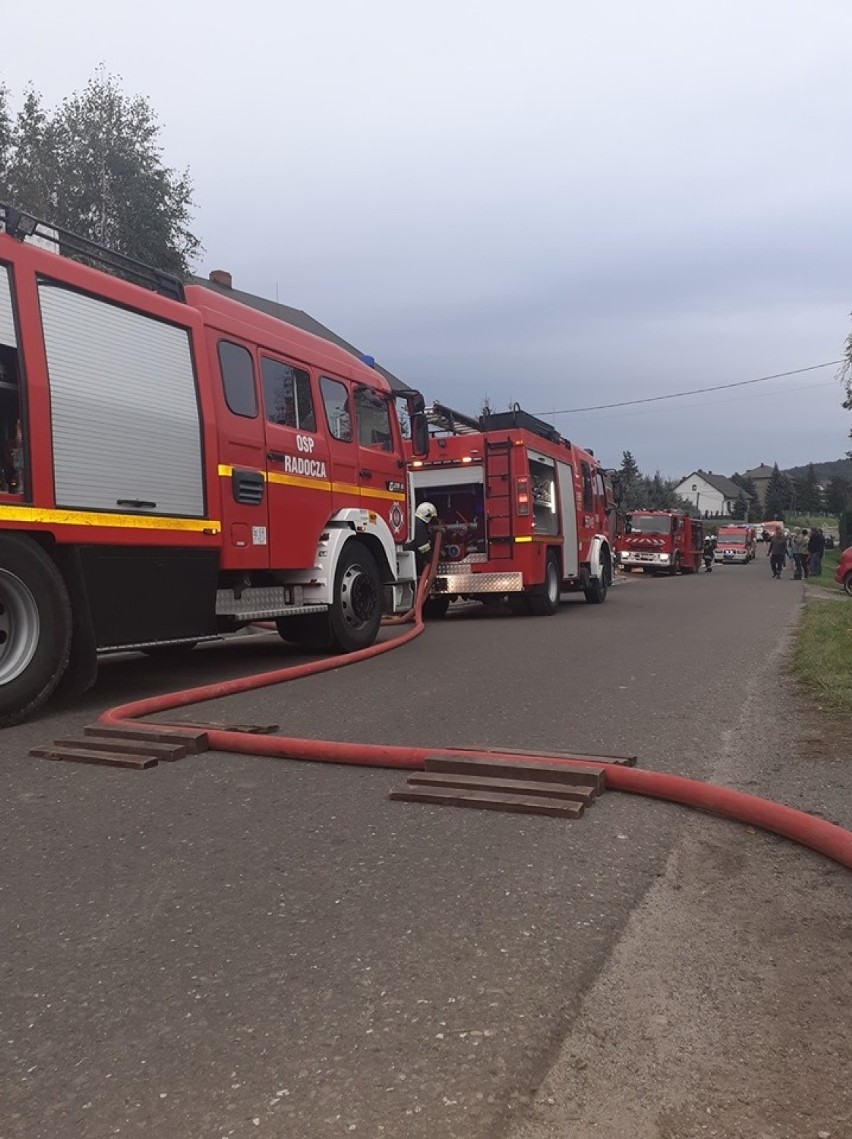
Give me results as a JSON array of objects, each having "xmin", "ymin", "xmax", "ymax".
[
  {"xmin": 354, "ymin": 386, "xmax": 393, "ymax": 451},
  {"xmin": 580, "ymin": 461, "xmax": 594, "ymax": 511},
  {"xmin": 218, "ymin": 341, "xmax": 257, "ymax": 418},
  {"xmin": 261, "ymin": 357, "xmax": 316, "ymax": 431},
  {"xmin": 320, "ymin": 376, "xmax": 352, "ymax": 442}
]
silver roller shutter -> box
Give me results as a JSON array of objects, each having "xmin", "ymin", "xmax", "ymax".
[
  {"xmin": 40, "ymin": 283, "xmax": 205, "ymax": 517},
  {"xmin": 0, "ymin": 265, "xmax": 17, "ymax": 348}
]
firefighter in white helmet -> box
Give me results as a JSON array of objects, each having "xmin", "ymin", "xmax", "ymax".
[{"xmin": 405, "ymin": 501, "xmax": 438, "ymax": 573}]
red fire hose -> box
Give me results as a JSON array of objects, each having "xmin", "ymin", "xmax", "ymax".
[{"xmin": 99, "ymin": 537, "xmax": 852, "ymax": 871}]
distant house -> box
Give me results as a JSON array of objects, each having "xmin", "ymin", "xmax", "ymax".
[
  {"xmin": 192, "ymin": 269, "xmax": 414, "ymax": 396},
  {"xmin": 674, "ymin": 470, "xmax": 751, "ymax": 517},
  {"xmin": 743, "ymin": 463, "xmax": 775, "ymax": 510}
]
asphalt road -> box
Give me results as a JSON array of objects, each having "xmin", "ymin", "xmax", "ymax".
[{"xmin": 2, "ymin": 563, "xmax": 849, "ymax": 1138}]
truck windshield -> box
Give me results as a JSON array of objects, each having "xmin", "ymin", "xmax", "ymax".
[
  {"xmin": 719, "ymin": 533, "xmax": 746, "ymax": 544},
  {"xmin": 627, "ymin": 515, "xmax": 671, "ymax": 535}
]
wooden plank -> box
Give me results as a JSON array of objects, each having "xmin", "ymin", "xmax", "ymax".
[
  {"xmin": 84, "ymin": 724, "xmax": 209, "ymax": 753},
  {"xmin": 31, "ymin": 745, "xmax": 157, "ymax": 770},
  {"xmin": 53, "ymin": 737, "xmax": 188, "ymax": 761},
  {"xmin": 408, "ymin": 771, "xmax": 598, "ymax": 804},
  {"xmin": 173, "ymin": 722, "xmax": 279, "ymax": 735},
  {"xmin": 389, "ymin": 784, "xmax": 584, "ymax": 818},
  {"xmin": 457, "ymin": 745, "xmax": 637, "ymax": 767},
  {"xmin": 425, "ymin": 754, "xmax": 605, "ymax": 792}
]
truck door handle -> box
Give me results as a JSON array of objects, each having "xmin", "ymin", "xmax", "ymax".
[
  {"xmin": 116, "ymin": 498, "xmax": 157, "ymax": 509},
  {"xmin": 359, "ymin": 469, "xmax": 373, "ymax": 478},
  {"xmin": 267, "ymin": 450, "xmax": 286, "ymax": 463}
]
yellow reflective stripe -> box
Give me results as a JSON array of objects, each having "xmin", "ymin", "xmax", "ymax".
[
  {"xmin": 0, "ymin": 504, "xmax": 220, "ymax": 533},
  {"xmin": 268, "ymin": 469, "xmax": 332, "ymax": 492},
  {"xmin": 515, "ymin": 535, "xmax": 534, "ymax": 543},
  {"xmin": 218, "ymin": 465, "xmax": 406, "ymax": 503},
  {"xmin": 354, "ymin": 484, "xmax": 407, "ymax": 503}
]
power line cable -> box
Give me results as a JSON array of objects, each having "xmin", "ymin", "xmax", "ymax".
[
  {"xmin": 573, "ymin": 380, "xmax": 838, "ymax": 422},
  {"xmin": 532, "ymin": 360, "xmax": 842, "ymax": 416}
]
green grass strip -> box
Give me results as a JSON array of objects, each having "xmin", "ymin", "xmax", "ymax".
[{"xmin": 793, "ymin": 597, "xmax": 852, "ymax": 713}]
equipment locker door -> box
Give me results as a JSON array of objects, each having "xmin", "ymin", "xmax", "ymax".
[
  {"xmin": 556, "ymin": 461, "xmax": 580, "ymax": 576},
  {"xmin": 260, "ymin": 353, "xmax": 332, "ymax": 569}
]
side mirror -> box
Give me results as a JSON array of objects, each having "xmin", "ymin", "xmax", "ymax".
[{"xmin": 410, "ymin": 411, "xmax": 429, "ymax": 458}]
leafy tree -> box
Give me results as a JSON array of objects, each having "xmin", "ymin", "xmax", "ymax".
[
  {"xmin": 796, "ymin": 463, "xmax": 822, "ymax": 514},
  {"xmin": 731, "ymin": 492, "xmax": 749, "ymax": 520},
  {"xmin": 825, "ymin": 474, "xmax": 852, "ymax": 515},
  {"xmin": 842, "ymin": 321, "xmax": 852, "ymax": 454},
  {"xmin": 730, "ymin": 472, "xmax": 757, "ymax": 500},
  {"xmin": 0, "ymin": 71, "xmax": 200, "ymax": 276},
  {"xmin": 763, "ymin": 463, "xmax": 787, "ymax": 520}
]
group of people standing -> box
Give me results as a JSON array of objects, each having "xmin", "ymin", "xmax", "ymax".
[{"xmin": 764, "ymin": 527, "xmax": 826, "ymax": 580}]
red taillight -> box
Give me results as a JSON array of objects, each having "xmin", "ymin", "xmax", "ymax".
[{"xmin": 516, "ymin": 476, "xmax": 530, "ymax": 515}]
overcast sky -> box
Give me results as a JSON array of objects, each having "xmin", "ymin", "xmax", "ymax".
[{"xmin": 6, "ymin": 0, "xmax": 852, "ymax": 477}]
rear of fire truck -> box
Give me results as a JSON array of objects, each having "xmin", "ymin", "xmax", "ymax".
[{"xmin": 409, "ymin": 403, "xmax": 613, "ymax": 616}]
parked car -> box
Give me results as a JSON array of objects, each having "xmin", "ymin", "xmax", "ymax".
[{"xmin": 835, "ymin": 546, "xmax": 852, "ymax": 596}]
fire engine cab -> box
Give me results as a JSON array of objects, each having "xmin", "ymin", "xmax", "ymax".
[
  {"xmin": 618, "ymin": 510, "xmax": 704, "ymax": 575},
  {"xmin": 0, "ymin": 204, "xmax": 429, "ymax": 725},
  {"xmin": 408, "ymin": 402, "xmax": 615, "ymax": 617}
]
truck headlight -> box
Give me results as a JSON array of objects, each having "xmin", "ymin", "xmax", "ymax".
[{"xmin": 659, "ymin": 553, "xmax": 670, "ymax": 562}]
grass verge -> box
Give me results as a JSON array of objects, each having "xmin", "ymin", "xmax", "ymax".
[{"xmin": 793, "ymin": 596, "xmax": 852, "ymax": 713}]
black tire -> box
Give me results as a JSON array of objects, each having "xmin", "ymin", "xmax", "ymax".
[
  {"xmin": 844, "ymin": 571, "xmax": 852, "ymax": 597},
  {"xmin": 0, "ymin": 535, "xmax": 72, "ymax": 727},
  {"xmin": 142, "ymin": 641, "xmax": 198, "ymax": 658},
  {"xmin": 422, "ymin": 595, "xmax": 451, "ymax": 620},
  {"xmin": 528, "ymin": 553, "xmax": 560, "ymax": 616},
  {"xmin": 328, "ymin": 541, "xmax": 382, "ymax": 652},
  {"xmin": 584, "ymin": 567, "xmax": 609, "ymax": 604},
  {"xmin": 622, "ymin": 565, "xmax": 633, "ymax": 572}
]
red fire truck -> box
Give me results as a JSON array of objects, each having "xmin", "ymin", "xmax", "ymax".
[
  {"xmin": 617, "ymin": 510, "xmax": 704, "ymax": 575},
  {"xmin": 714, "ymin": 524, "xmax": 757, "ymax": 565},
  {"xmin": 0, "ymin": 204, "xmax": 429, "ymax": 725},
  {"xmin": 408, "ymin": 402, "xmax": 615, "ymax": 617}
]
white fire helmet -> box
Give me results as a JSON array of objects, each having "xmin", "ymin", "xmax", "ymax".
[{"xmin": 415, "ymin": 501, "xmax": 438, "ymax": 524}]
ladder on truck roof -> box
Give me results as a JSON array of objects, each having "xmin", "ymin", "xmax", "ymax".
[
  {"xmin": 0, "ymin": 202, "xmax": 186, "ymax": 302},
  {"xmin": 425, "ymin": 401, "xmax": 482, "ymax": 435}
]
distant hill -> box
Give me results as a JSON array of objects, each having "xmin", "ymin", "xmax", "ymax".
[{"xmin": 782, "ymin": 458, "xmax": 852, "ymax": 483}]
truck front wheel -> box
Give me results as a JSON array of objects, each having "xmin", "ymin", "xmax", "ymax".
[
  {"xmin": 584, "ymin": 555, "xmax": 610, "ymax": 604},
  {"xmin": 0, "ymin": 535, "xmax": 72, "ymax": 727},
  {"xmin": 329, "ymin": 541, "xmax": 382, "ymax": 652}
]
